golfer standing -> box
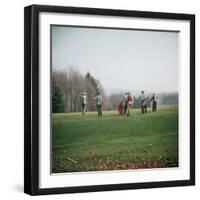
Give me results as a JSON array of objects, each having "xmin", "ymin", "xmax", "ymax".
[
  {"xmin": 151, "ymin": 93, "xmax": 157, "ymax": 112},
  {"xmin": 123, "ymin": 92, "xmax": 128, "ymax": 115},
  {"xmin": 141, "ymin": 91, "xmax": 147, "ymax": 114},
  {"xmin": 95, "ymin": 92, "xmax": 103, "ymax": 117},
  {"xmin": 79, "ymin": 90, "xmax": 87, "ymax": 115},
  {"xmin": 127, "ymin": 92, "xmax": 133, "ymax": 116}
]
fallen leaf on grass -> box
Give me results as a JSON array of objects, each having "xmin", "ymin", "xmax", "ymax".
[{"xmin": 67, "ymin": 157, "xmax": 77, "ymax": 164}]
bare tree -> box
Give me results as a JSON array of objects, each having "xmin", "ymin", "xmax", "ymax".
[{"xmin": 52, "ymin": 68, "xmax": 106, "ymax": 113}]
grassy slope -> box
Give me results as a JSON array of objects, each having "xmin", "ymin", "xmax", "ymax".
[{"xmin": 52, "ymin": 105, "xmax": 178, "ymax": 173}]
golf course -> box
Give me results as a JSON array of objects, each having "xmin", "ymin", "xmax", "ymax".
[{"xmin": 52, "ymin": 105, "xmax": 178, "ymax": 173}]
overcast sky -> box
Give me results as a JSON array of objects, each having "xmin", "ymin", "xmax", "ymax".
[{"xmin": 52, "ymin": 26, "xmax": 178, "ymax": 93}]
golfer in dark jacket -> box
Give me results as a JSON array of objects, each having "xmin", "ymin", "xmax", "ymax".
[{"xmin": 151, "ymin": 93, "xmax": 157, "ymax": 112}]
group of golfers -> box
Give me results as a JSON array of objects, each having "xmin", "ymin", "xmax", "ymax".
[
  {"xmin": 118, "ymin": 91, "xmax": 157, "ymax": 116},
  {"xmin": 79, "ymin": 90, "xmax": 157, "ymax": 117},
  {"xmin": 79, "ymin": 91, "xmax": 104, "ymax": 117}
]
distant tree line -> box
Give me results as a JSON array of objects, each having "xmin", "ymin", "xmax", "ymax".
[{"xmin": 158, "ymin": 92, "xmax": 178, "ymax": 105}]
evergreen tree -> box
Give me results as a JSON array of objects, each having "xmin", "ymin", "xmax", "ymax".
[
  {"xmin": 52, "ymin": 86, "xmax": 64, "ymax": 113},
  {"xmin": 85, "ymin": 72, "xmax": 99, "ymax": 93}
]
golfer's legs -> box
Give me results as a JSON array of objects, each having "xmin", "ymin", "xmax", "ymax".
[
  {"xmin": 100, "ymin": 105, "xmax": 102, "ymax": 116},
  {"xmin": 141, "ymin": 106, "xmax": 144, "ymax": 114},
  {"xmin": 81, "ymin": 104, "xmax": 83, "ymax": 114},
  {"xmin": 82, "ymin": 104, "xmax": 85, "ymax": 115},
  {"xmin": 127, "ymin": 104, "xmax": 130, "ymax": 116},
  {"xmin": 97, "ymin": 105, "xmax": 99, "ymax": 116},
  {"xmin": 97, "ymin": 105, "xmax": 100, "ymax": 117},
  {"xmin": 152, "ymin": 102, "xmax": 156, "ymax": 112},
  {"xmin": 124, "ymin": 103, "xmax": 127, "ymax": 114}
]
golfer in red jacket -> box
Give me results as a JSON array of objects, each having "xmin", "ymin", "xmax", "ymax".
[{"xmin": 118, "ymin": 101, "xmax": 124, "ymax": 115}]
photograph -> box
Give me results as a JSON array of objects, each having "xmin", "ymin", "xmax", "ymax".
[
  {"xmin": 24, "ymin": 4, "xmax": 195, "ymax": 195},
  {"xmin": 51, "ymin": 25, "xmax": 179, "ymax": 173}
]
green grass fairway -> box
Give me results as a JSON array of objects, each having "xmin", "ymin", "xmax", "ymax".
[{"xmin": 52, "ymin": 105, "xmax": 178, "ymax": 173}]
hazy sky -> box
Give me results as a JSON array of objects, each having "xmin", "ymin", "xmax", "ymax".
[{"xmin": 52, "ymin": 26, "xmax": 178, "ymax": 93}]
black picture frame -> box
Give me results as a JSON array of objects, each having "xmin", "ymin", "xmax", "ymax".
[{"xmin": 24, "ymin": 4, "xmax": 195, "ymax": 196}]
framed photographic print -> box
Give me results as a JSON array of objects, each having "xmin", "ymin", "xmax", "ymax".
[{"xmin": 24, "ymin": 4, "xmax": 195, "ymax": 195}]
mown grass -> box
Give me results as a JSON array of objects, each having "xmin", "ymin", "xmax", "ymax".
[{"xmin": 52, "ymin": 105, "xmax": 178, "ymax": 173}]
